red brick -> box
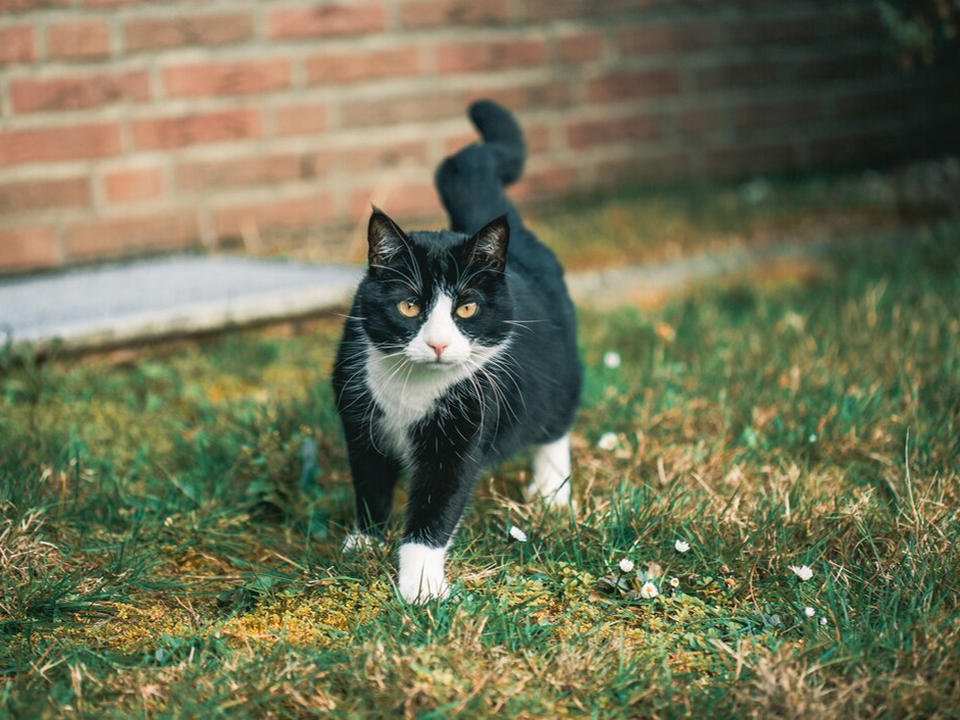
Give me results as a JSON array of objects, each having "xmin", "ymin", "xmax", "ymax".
[
  {"xmin": 400, "ymin": 0, "xmax": 508, "ymax": 28},
  {"xmin": 524, "ymin": 0, "xmax": 623, "ymax": 21},
  {"xmin": 11, "ymin": 70, "xmax": 150, "ymax": 113},
  {"xmin": 696, "ymin": 61, "xmax": 785, "ymax": 91},
  {"xmin": 268, "ymin": 4, "xmax": 385, "ymax": 40},
  {"xmin": 620, "ymin": 23, "xmax": 715, "ymax": 55},
  {"xmin": 47, "ymin": 20, "xmax": 111, "ymax": 60},
  {"xmin": 589, "ymin": 70, "xmax": 680, "ymax": 102},
  {"xmin": 0, "ymin": 226, "xmax": 60, "ymax": 271},
  {"xmin": 0, "ymin": 177, "xmax": 89, "ymax": 214},
  {"xmin": 273, "ymin": 103, "xmax": 327, "ymax": 136},
  {"xmin": 214, "ymin": 193, "xmax": 336, "ymax": 238},
  {"xmin": 465, "ymin": 81, "xmax": 570, "ymax": 110},
  {"xmin": 0, "ymin": 0, "xmax": 69, "ymax": 11},
  {"xmin": 837, "ymin": 89, "xmax": 911, "ymax": 118},
  {"xmin": 125, "ymin": 13, "xmax": 253, "ymax": 51},
  {"xmin": 177, "ymin": 154, "xmax": 302, "ymax": 191},
  {"xmin": 705, "ymin": 143, "xmax": 799, "ymax": 177},
  {"xmin": 729, "ymin": 17, "xmax": 822, "ymax": 46},
  {"xmin": 674, "ymin": 106, "xmax": 720, "ymax": 138},
  {"xmin": 521, "ymin": 124, "xmax": 552, "ymax": 155},
  {"xmin": 807, "ymin": 129, "xmax": 900, "ymax": 167},
  {"xmin": 823, "ymin": 7, "xmax": 884, "ymax": 40},
  {"xmin": 734, "ymin": 99, "xmax": 823, "ymax": 130},
  {"xmin": 0, "ymin": 26, "xmax": 34, "ymax": 65},
  {"xmin": 0, "ymin": 124, "xmax": 121, "ymax": 167},
  {"xmin": 66, "ymin": 211, "xmax": 199, "ymax": 259},
  {"xmin": 350, "ymin": 183, "xmax": 440, "ymax": 218},
  {"xmin": 307, "ymin": 47, "xmax": 421, "ymax": 84},
  {"xmin": 566, "ymin": 114, "xmax": 659, "ymax": 148},
  {"xmin": 312, "ymin": 141, "xmax": 429, "ymax": 176},
  {"xmin": 132, "ymin": 109, "xmax": 261, "ymax": 149},
  {"xmin": 558, "ymin": 31, "xmax": 603, "ymax": 64},
  {"xmin": 596, "ymin": 152, "xmax": 689, "ymax": 186},
  {"xmin": 84, "ymin": 0, "xmax": 139, "ymax": 6},
  {"xmin": 103, "ymin": 166, "xmax": 165, "ymax": 204},
  {"xmin": 799, "ymin": 51, "xmax": 888, "ymax": 81},
  {"xmin": 512, "ymin": 164, "xmax": 578, "ymax": 201},
  {"xmin": 163, "ymin": 59, "xmax": 291, "ymax": 98},
  {"xmin": 443, "ymin": 124, "xmax": 551, "ymax": 156},
  {"xmin": 437, "ymin": 38, "xmax": 546, "ymax": 74},
  {"xmin": 342, "ymin": 93, "xmax": 465, "ymax": 128}
]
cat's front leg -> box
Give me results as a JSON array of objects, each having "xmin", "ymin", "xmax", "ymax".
[{"xmin": 398, "ymin": 439, "xmax": 480, "ymax": 603}]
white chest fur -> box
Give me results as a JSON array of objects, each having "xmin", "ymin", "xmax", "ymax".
[
  {"xmin": 364, "ymin": 349, "xmax": 467, "ymax": 461},
  {"xmin": 363, "ymin": 340, "xmax": 508, "ymax": 462}
]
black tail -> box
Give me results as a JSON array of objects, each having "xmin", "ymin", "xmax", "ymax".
[{"xmin": 435, "ymin": 100, "xmax": 526, "ymax": 235}]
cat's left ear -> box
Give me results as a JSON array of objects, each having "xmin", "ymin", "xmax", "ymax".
[{"xmin": 464, "ymin": 216, "xmax": 510, "ymax": 272}]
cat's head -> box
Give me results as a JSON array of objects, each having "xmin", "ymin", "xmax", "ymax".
[{"xmin": 356, "ymin": 209, "xmax": 512, "ymax": 369}]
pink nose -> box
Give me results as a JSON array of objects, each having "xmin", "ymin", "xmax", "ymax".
[{"xmin": 428, "ymin": 342, "xmax": 448, "ymax": 358}]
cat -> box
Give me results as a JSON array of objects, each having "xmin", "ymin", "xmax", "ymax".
[{"xmin": 332, "ymin": 100, "xmax": 582, "ymax": 603}]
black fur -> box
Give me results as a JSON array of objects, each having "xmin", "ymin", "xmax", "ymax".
[{"xmin": 332, "ymin": 100, "xmax": 581, "ymax": 549}]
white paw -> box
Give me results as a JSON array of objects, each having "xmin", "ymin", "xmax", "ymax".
[
  {"xmin": 524, "ymin": 478, "xmax": 571, "ymax": 507},
  {"xmin": 398, "ymin": 542, "xmax": 449, "ymax": 604},
  {"xmin": 341, "ymin": 532, "xmax": 385, "ymax": 554}
]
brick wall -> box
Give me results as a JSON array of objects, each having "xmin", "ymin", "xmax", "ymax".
[{"xmin": 0, "ymin": 0, "xmax": 957, "ymax": 274}]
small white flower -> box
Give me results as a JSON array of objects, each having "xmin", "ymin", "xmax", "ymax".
[
  {"xmin": 603, "ymin": 351, "xmax": 622, "ymax": 369},
  {"xmin": 808, "ymin": 433, "xmax": 817, "ymax": 443},
  {"xmin": 790, "ymin": 565, "xmax": 814, "ymax": 581},
  {"xmin": 639, "ymin": 581, "xmax": 659, "ymax": 599},
  {"xmin": 674, "ymin": 539, "xmax": 690, "ymax": 553},
  {"xmin": 508, "ymin": 525, "xmax": 527, "ymax": 543},
  {"xmin": 804, "ymin": 606, "xmax": 816, "ymax": 617},
  {"xmin": 597, "ymin": 432, "xmax": 618, "ymax": 451},
  {"xmin": 820, "ymin": 616, "xmax": 828, "ymax": 626},
  {"xmin": 669, "ymin": 577, "xmax": 680, "ymax": 588},
  {"xmin": 618, "ymin": 558, "xmax": 634, "ymax": 574}
]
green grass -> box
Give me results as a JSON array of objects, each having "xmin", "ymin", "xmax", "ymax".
[{"xmin": 2, "ymin": 217, "xmax": 959, "ymax": 718}]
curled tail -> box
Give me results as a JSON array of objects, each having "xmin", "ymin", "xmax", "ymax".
[{"xmin": 435, "ymin": 100, "xmax": 526, "ymax": 234}]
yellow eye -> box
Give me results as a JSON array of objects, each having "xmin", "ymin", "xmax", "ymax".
[
  {"xmin": 456, "ymin": 302, "xmax": 478, "ymax": 319},
  {"xmin": 398, "ymin": 300, "xmax": 421, "ymax": 318}
]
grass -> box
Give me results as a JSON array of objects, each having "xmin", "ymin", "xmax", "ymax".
[{"xmin": 1, "ymin": 209, "xmax": 959, "ymax": 717}]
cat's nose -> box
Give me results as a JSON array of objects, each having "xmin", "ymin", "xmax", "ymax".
[{"xmin": 428, "ymin": 341, "xmax": 448, "ymax": 358}]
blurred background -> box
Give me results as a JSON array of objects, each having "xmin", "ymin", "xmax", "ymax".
[{"xmin": 1, "ymin": 0, "xmax": 958, "ymax": 275}]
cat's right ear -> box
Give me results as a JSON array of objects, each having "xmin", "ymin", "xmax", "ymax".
[{"xmin": 367, "ymin": 208, "xmax": 409, "ymax": 272}]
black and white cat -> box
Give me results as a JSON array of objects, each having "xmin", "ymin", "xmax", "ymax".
[{"xmin": 332, "ymin": 100, "xmax": 582, "ymax": 603}]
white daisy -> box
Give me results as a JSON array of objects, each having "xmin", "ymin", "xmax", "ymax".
[
  {"xmin": 597, "ymin": 432, "xmax": 618, "ymax": 451},
  {"xmin": 790, "ymin": 565, "xmax": 814, "ymax": 581},
  {"xmin": 509, "ymin": 525, "xmax": 527, "ymax": 543},
  {"xmin": 618, "ymin": 558, "xmax": 634, "ymax": 574},
  {"xmin": 669, "ymin": 577, "xmax": 680, "ymax": 588},
  {"xmin": 603, "ymin": 351, "xmax": 622, "ymax": 369},
  {"xmin": 820, "ymin": 616, "xmax": 828, "ymax": 626},
  {"xmin": 674, "ymin": 539, "xmax": 690, "ymax": 553},
  {"xmin": 804, "ymin": 606, "xmax": 816, "ymax": 617},
  {"xmin": 639, "ymin": 581, "xmax": 659, "ymax": 599}
]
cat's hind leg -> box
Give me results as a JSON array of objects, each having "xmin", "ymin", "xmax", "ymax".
[{"xmin": 525, "ymin": 433, "xmax": 572, "ymax": 507}]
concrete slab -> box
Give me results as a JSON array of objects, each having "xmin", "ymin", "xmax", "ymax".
[{"xmin": 0, "ymin": 255, "xmax": 364, "ymax": 353}]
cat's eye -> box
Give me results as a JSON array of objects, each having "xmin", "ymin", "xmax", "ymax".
[
  {"xmin": 397, "ymin": 300, "xmax": 421, "ymax": 318},
  {"xmin": 456, "ymin": 302, "xmax": 478, "ymax": 319}
]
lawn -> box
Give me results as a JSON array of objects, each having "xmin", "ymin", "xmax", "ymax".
[{"xmin": 1, "ymin": 207, "xmax": 959, "ymax": 717}]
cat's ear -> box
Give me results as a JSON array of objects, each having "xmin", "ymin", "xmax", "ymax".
[
  {"xmin": 367, "ymin": 207, "xmax": 409, "ymax": 272},
  {"xmin": 464, "ymin": 215, "xmax": 510, "ymax": 272}
]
